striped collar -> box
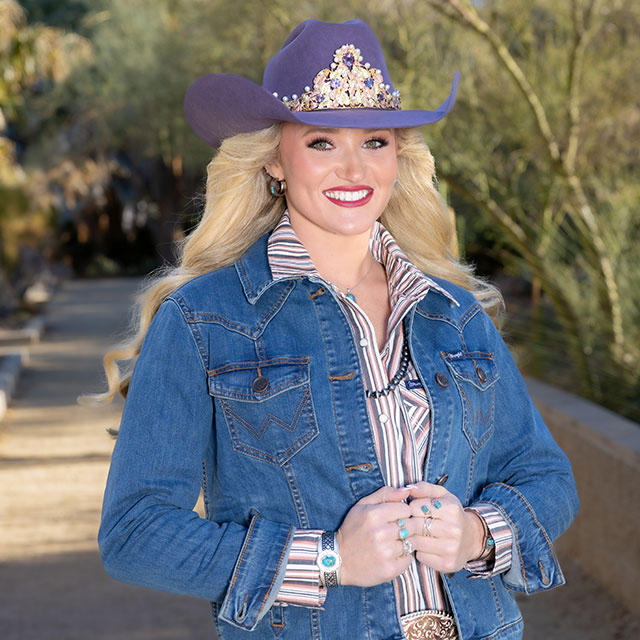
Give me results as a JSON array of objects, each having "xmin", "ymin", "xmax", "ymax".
[{"xmin": 267, "ymin": 210, "xmax": 459, "ymax": 308}]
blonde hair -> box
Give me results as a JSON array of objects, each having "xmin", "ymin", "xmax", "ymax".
[{"xmin": 82, "ymin": 124, "xmax": 503, "ymax": 407}]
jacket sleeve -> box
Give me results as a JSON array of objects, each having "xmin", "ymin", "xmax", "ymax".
[
  {"xmin": 473, "ymin": 309, "xmax": 580, "ymax": 594},
  {"xmin": 98, "ymin": 298, "xmax": 294, "ymax": 631}
]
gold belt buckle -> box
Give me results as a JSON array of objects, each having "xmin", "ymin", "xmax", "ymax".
[{"xmin": 400, "ymin": 610, "xmax": 458, "ymax": 640}]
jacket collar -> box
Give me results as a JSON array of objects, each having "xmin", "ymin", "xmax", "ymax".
[{"xmin": 235, "ymin": 220, "xmax": 460, "ymax": 310}]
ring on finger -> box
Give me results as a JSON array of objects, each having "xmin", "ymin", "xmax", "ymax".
[
  {"xmin": 397, "ymin": 519, "xmax": 409, "ymax": 540},
  {"xmin": 401, "ymin": 538, "xmax": 413, "ymax": 557},
  {"xmin": 423, "ymin": 516, "xmax": 434, "ymax": 537}
]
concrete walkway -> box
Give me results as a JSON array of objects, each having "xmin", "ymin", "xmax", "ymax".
[{"xmin": 0, "ymin": 278, "xmax": 637, "ymax": 639}]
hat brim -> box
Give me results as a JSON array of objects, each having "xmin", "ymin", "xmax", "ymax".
[{"xmin": 184, "ymin": 71, "xmax": 460, "ymax": 148}]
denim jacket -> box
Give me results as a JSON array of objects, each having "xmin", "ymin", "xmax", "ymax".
[{"xmin": 99, "ymin": 232, "xmax": 579, "ymax": 640}]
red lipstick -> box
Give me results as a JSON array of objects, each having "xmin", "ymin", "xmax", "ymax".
[{"xmin": 323, "ymin": 185, "xmax": 374, "ymax": 208}]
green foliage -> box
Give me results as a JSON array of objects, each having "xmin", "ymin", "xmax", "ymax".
[{"xmin": 3, "ymin": 0, "xmax": 639, "ymax": 419}]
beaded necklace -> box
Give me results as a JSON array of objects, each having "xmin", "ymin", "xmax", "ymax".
[{"xmin": 365, "ymin": 335, "xmax": 410, "ymax": 398}]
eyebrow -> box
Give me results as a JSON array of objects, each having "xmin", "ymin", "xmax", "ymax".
[{"xmin": 302, "ymin": 127, "xmax": 392, "ymax": 135}]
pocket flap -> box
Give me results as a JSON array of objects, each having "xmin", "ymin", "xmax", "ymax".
[
  {"xmin": 442, "ymin": 351, "xmax": 498, "ymax": 390},
  {"xmin": 208, "ymin": 357, "xmax": 310, "ymax": 401}
]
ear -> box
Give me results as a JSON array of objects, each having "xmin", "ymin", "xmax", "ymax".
[{"xmin": 264, "ymin": 160, "xmax": 283, "ymax": 180}]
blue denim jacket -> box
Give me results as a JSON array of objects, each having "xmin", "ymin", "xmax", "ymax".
[{"xmin": 99, "ymin": 233, "xmax": 579, "ymax": 640}]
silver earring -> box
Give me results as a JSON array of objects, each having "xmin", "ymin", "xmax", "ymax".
[{"xmin": 269, "ymin": 177, "xmax": 287, "ymax": 197}]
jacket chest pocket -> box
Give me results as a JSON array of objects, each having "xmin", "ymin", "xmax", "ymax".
[
  {"xmin": 442, "ymin": 351, "xmax": 499, "ymax": 452},
  {"xmin": 208, "ymin": 357, "xmax": 318, "ymax": 466}
]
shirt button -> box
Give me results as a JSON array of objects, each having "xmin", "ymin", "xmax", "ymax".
[
  {"xmin": 359, "ymin": 338, "xmax": 369, "ymax": 347},
  {"xmin": 378, "ymin": 413, "xmax": 388, "ymax": 423},
  {"xmin": 252, "ymin": 375, "xmax": 269, "ymax": 393},
  {"xmin": 435, "ymin": 373, "xmax": 449, "ymax": 388}
]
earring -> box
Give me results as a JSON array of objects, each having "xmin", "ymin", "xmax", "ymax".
[{"xmin": 269, "ymin": 177, "xmax": 287, "ymax": 197}]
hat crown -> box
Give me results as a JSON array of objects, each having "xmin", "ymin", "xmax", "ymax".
[{"xmin": 262, "ymin": 19, "xmax": 395, "ymax": 100}]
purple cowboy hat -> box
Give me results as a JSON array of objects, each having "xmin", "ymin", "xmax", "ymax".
[{"xmin": 184, "ymin": 18, "xmax": 460, "ymax": 148}]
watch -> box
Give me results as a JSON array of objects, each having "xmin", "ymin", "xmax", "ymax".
[{"xmin": 316, "ymin": 532, "xmax": 342, "ymax": 587}]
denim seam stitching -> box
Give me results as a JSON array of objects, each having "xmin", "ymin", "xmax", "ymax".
[
  {"xmin": 415, "ymin": 309, "xmax": 460, "ymax": 330},
  {"xmin": 253, "ymin": 281, "xmax": 297, "ymax": 337},
  {"xmin": 484, "ymin": 482, "xmax": 560, "ymax": 567},
  {"xmin": 211, "ymin": 375, "xmax": 307, "ymax": 401},
  {"xmin": 478, "ymin": 499, "xmax": 528, "ymax": 590},
  {"xmin": 209, "ymin": 357, "xmax": 309, "ymax": 375},
  {"xmin": 220, "ymin": 388, "xmax": 317, "ymax": 465},
  {"xmin": 465, "ymin": 451, "xmax": 475, "ymax": 505},
  {"xmin": 166, "ymin": 297, "xmax": 208, "ymax": 374},
  {"xmin": 310, "ymin": 293, "xmax": 359, "ymax": 500},
  {"xmin": 456, "ymin": 384, "xmax": 495, "ymax": 452},
  {"xmin": 257, "ymin": 526, "xmax": 295, "ymax": 617},
  {"xmin": 283, "ymin": 460, "xmax": 309, "ymax": 527},
  {"xmin": 227, "ymin": 517, "xmax": 257, "ymax": 604},
  {"xmin": 489, "ymin": 576, "xmax": 504, "ymax": 624},
  {"xmin": 236, "ymin": 256, "xmax": 256, "ymax": 299},
  {"xmin": 480, "ymin": 616, "xmax": 524, "ymax": 640},
  {"xmin": 459, "ymin": 302, "xmax": 482, "ymax": 331}
]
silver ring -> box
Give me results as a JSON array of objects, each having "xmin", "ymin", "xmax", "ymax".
[
  {"xmin": 402, "ymin": 538, "xmax": 413, "ymax": 557},
  {"xmin": 423, "ymin": 516, "xmax": 434, "ymax": 537}
]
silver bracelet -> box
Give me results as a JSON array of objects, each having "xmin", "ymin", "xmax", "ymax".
[{"xmin": 316, "ymin": 532, "xmax": 342, "ymax": 587}]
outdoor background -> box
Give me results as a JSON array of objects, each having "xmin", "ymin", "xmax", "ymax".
[{"xmin": 1, "ymin": 1, "xmax": 638, "ymax": 638}]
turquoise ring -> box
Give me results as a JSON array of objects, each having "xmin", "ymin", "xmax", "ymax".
[{"xmin": 432, "ymin": 499, "xmax": 442, "ymax": 509}]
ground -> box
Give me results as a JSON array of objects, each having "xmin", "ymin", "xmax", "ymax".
[{"xmin": 0, "ymin": 278, "xmax": 637, "ymax": 639}]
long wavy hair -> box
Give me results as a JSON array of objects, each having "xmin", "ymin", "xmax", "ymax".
[{"xmin": 82, "ymin": 124, "xmax": 503, "ymax": 407}]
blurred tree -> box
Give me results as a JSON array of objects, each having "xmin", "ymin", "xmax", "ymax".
[
  {"xmin": 404, "ymin": 0, "xmax": 639, "ymax": 414},
  {"xmin": 0, "ymin": 0, "xmax": 91, "ymax": 310},
  {"xmin": 10, "ymin": 0, "xmax": 637, "ymax": 417}
]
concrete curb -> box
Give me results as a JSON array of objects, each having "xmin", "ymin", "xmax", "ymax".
[
  {"xmin": 0, "ymin": 315, "xmax": 47, "ymax": 346},
  {"xmin": 0, "ymin": 314, "xmax": 46, "ymax": 421},
  {"xmin": 0, "ymin": 350, "xmax": 27, "ymax": 420},
  {"xmin": 525, "ymin": 376, "xmax": 640, "ymax": 617}
]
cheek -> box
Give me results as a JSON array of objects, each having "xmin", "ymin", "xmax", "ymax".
[{"xmin": 288, "ymin": 157, "xmax": 327, "ymax": 192}]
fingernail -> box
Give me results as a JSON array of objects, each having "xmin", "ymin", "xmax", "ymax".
[{"xmin": 404, "ymin": 484, "xmax": 418, "ymax": 489}]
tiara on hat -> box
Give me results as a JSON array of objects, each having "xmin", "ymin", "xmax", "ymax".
[{"xmin": 274, "ymin": 44, "xmax": 401, "ymax": 112}]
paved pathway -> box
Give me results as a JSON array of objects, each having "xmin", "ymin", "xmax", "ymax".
[{"xmin": 0, "ymin": 278, "xmax": 637, "ymax": 639}]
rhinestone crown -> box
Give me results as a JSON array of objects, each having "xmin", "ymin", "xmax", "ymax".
[{"xmin": 274, "ymin": 44, "xmax": 401, "ymax": 112}]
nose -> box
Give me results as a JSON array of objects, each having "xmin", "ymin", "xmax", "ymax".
[{"xmin": 336, "ymin": 144, "xmax": 366, "ymax": 183}]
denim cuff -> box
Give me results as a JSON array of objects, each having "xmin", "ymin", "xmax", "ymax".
[
  {"xmin": 219, "ymin": 512, "xmax": 295, "ymax": 630},
  {"xmin": 474, "ymin": 482, "xmax": 565, "ymax": 594}
]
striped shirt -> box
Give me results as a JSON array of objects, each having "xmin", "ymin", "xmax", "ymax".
[{"xmin": 269, "ymin": 211, "xmax": 512, "ymax": 611}]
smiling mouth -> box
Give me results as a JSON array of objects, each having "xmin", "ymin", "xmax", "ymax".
[{"xmin": 323, "ymin": 188, "xmax": 374, "ymax": 206}]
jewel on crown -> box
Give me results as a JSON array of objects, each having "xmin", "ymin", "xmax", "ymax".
[{"xmin": 280, "ymin": 43, "xmax": 401, "ymax": 112}]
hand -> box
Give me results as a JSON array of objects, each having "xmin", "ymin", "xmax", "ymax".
[
  {"xmin": 336, "ymin": 486, "xmax": 417, "ymax": 587},
  {"xmin": 405, "ymin": 482, "xmax": 485, "ymax": 574}
]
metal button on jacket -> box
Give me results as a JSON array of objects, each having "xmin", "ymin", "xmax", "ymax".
[
  {"xmin": 476, "ymin": 366, "xmax": 487, "ymax": 382},
  {"xmin": 252, "ymin": 375, "xmax": 269, "ymax": 393},
  {"xmin": 435, "ymin": 372, "xmax": 449, "ymax": 388}
]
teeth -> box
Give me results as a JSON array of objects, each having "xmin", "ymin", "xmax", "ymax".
[{"xmin": 325, "ymin": 189, "xmax": 370, "ymax": 201}]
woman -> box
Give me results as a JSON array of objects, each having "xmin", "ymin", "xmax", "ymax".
[{"xmin": 97, "ymin": 18, "xmax": 579, "ymax": 640}]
